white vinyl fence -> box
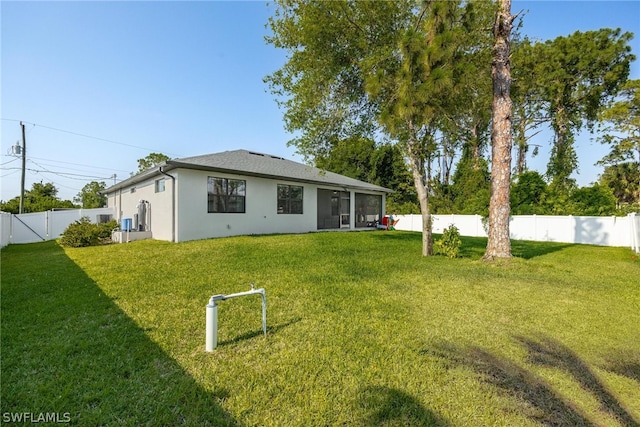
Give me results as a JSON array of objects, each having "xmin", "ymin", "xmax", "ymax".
[
  {"xmin": 0, "ymin": 208, "xmax": 115, "ymax": 248},
  {"xmin": 394, "ymin": 213, "xmax": 640, "ymax": 253},
  {"xmin": 2, "ymin": 209, "xmax": 638, "ymax": 254}
]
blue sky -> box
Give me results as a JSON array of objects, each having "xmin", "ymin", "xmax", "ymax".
[{"xmin": 1, "ymin": 1, "xmax": 639, "ymax": 202}]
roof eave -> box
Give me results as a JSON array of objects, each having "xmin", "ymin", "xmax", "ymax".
[
  {"xmin": 165, "ymin": 160, "xmax": 393, "ymax": 193},
  {"xmin": 103, "ymin": 162, "xmax": 175, "ymax": 194},
  {"xmin": 103, "ymin": 159, "xmax": 392, "ymax": 194}
]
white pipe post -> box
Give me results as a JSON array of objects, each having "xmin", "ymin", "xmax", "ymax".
[
  {"xmin": 205, "ymin": 288, "xmax": 267, "ymax": 352},
  {"xmin": 205, "ymin": 300, "xmax": 218, "ymax": 352},
  {"xmin": 261, "ymin": 292, "xmax": 267, "ymax": 335}
]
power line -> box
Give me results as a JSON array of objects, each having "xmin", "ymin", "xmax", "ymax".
[
  {"xmin": 1, "ymin": 118, "xmax": 183, "ymax": 157},
  {"xmin": 0, "ymin": 158, "xmax": 19, "ymax": 166},
  {"xmin": 30, "ymin": 173, "xmax": 83, "ymax": 194},
  {"xmin": 27, "ymin": 158, "xmax": 122, "ymax": 175},
  {"xmin": 28, "ymin": 156, "xmax": 131, "ymax": 173},
  {"xmin": 1, "ymin": 154, "xmax": 130, "ymax": 174},
  {"xmin": 3, "ymin": 165, "xmax": 114, "ymax": 181},
  {"xmin": 2, "ymin": 158, "xmax": 121, "ymax": 181}
]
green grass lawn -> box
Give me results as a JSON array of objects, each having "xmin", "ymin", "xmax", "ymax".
[{"xmin": 2, "ymin": 232, "xmax": 639, "ymax": 426}]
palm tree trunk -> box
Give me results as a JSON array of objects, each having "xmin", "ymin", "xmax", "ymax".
[{"xmin": 484, "ymin": 0, "xmax": 513, "ymax": 261}]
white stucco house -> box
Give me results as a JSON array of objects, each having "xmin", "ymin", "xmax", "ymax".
[{"xmin": 103, "ymin": 149, "xmax": 392, "ymax": 243}]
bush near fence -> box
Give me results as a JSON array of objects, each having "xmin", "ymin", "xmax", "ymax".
[{"xmin": 393, "ymin": 213, "xmax": 640, "ymax": 253}]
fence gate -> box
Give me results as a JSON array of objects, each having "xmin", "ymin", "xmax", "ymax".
[{"xmin": 0, "ymin": 208, "xmax": 115, "ymax": 247}]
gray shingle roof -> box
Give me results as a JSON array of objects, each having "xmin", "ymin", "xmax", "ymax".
[{"xmin": 105, "ymin": 149, "xmax": 392, "ymax": 193}]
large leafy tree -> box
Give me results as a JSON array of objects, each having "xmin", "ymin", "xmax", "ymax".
[
  {"xmin": 370, "ymin": 144, "xmax": 418, "ymax": 214},
  {"xmin": 519, "ymin": 29, "xmax": 634, "ymax": 191},
  {"xmin": 137, "ymin": 152, "xmax": 170, "ymax": 173},
  {"xmin": 0, "ymin": 182, "xmax": 76, "ymax": 214},
  {"xmin": 597, "ymin": 79, "xmax": 640, "ymax": 207},
  {"xmin": 510, "ymin": 171, "xmax": 547, "ymax": 215},
  {"xmin": 599, "ymin": 163, "xmax": 640, "ymax": 211},
  {"xmin": 569, "ymin": 184, "xmax": 617, "ymax": 216},
  {"xmin": 598, "ymin": 79, "xmax": 640, "ymax": 164},
  {"xmin": 450, "ymin": 148, "xmax": 491, "ymax": 215},
  {"xmin": 511, "ymin": 36, "xmax": 546, "ymax": 176},
  {"xmin": 316, "ymin": 138, "xmax": 418, "ymax": 213},
  {"xmin": 315, "ymin": 137, "xmax": 376, "ymax": 183},
  {"xmin": 74, "ymin": 181, "xmax": 107, "ymax": 209},
  {"xmin": 266, "ymin": 0, "xmax": 494, "ymax": 255}
]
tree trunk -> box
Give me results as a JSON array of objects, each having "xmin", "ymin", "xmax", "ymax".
[
  {"xmin": 515, "ymin": 110, "xmax": 527, "ymax": 175},
  {"xmin": 472, "ymin": 122, "xmax": 481, "ymax": 170},
  {"xmin": 411, "ymin": 157, "xmax": 433, "ymax": 257},
  {"xmin": 407, "ymin": 129, "xmax": 433, "ymax": 256},
  {"xmin": 484, "ymin": 0, "xmax": 513, "ymax": 261},
  {"xmin": 516, "ymin": 143, "xmax": 526, "ymax": 175}
]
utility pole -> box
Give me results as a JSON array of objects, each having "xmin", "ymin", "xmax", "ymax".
[{"xmin": 19, "ymin": 121, "xmax": 26, "ymax": 214}]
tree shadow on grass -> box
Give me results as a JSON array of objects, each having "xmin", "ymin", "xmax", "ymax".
[
  {"xmin": 356, "ymin": 385, "xmax": 449, "ymax": 426},
  {"xmin": 423, "ymin": 337, "xmax": 639, "ymax": 426},
  {"xmin": 422, "ymin": 342, "xmax": 593, "ymax": 426},
  {"xmin": 368, "ymin": 230, "xmax": 423, "ymax": 242},
  {"xmin": 516, "ymin": 336, "xmax": 639, "ymax": 427},
  {"xmin": 602, "ymin": 348, "xmax": 640, "ymax": 384},
  {"xmin": 460, "ymin": 237, "xmax": 575, "ymax": 260},
  {"xmin": 370, "ymin": 231, "xmax": 574, "ymax": 260},
  {"xmin": 609, "ymin": 361, "xmax": 640, "ymax": 383},
  {"xmin": 1, "ymin": 241, "xmax": 240, "ymax": 426},
  {"xmin": 510, "ymin": 240, "xmax": 575, "ymax": 260}
]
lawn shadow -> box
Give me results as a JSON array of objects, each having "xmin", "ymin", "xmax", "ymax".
[
  {"xmin": 510, "ymin": 240, "xmax": 575, "ymax": 260},
  {"xmin": 459, "ymin": 237, "xmax": 575, "ymax": 260},
  {"xmin": 367, "ymin": 230, "xmax": 424, "ymax": 242},
  {"xmin": 217, "ymin": 317, "xmax": 302, "ymax": 347},
  {"xmin": 610, "ymin": 361, "xmax": 640, "ymax": 383},
  {"xmin": 422, "ymin": 341, "xmax": 594, "ymax": 426},
  {"xmin": 370, "ymin": 231, "xmax": 574, "ymax": 260},
  {"xmin": 423, "ymin": 337, "xmax": 640, "ymax": 426},
  {"xmin": 516, "ymin": 336, "xmax": 639, "ymax": 427},
  {"xmin": 602, "ymin": 348, "xmax": 640, "ymax": 384},
  {"xmin": 356, "ymin": 385, "xmax": 449, "ymax": 426},
  {"xmin": 1, "ymin": 241, "xmax": 240, "ymax": 426}
]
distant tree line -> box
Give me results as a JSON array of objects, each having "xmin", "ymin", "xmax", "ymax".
[
  {"xmin": 316, "ymin": 139, "xmax": 634, "ymax": 217},
  {"xmin": 0, "ymin": 181, "xmax": 108, "ymax": 214},
  {"xmin": 0, "ymin": 182, "xmax": 76, "ymax": 213}
]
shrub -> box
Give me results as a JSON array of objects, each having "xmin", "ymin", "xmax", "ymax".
[
  {"xmin": 59, "ymin": 217, "xmax": 117, "ymax": 248},
  {"xmin": 434, "ymin": 224, "xmax": 462, "ymax": 258},
  {"xmin": 97, "ymin": 219, "xmax": 118, "ymax": 239}
]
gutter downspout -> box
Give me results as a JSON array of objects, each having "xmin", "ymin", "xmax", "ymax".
[
  {"xmin": 118, "ymin": 188, "xmax": 122, "ymax": 223},
  {"xmin": 159, "ymin": 167, "xmax": 176, "ymax": 242}
]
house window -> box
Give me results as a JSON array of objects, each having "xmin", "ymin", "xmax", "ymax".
[
  {"xmin": 155, "ymin": 178, "xmax": 165, "ymax": 193},
  {"xmin": 277, "ymin": 184, "xmax": 303, "ymax": 214},
  {"xmin": 208, "ymin": 177, "xmax": 246, "ymax": 213}
]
